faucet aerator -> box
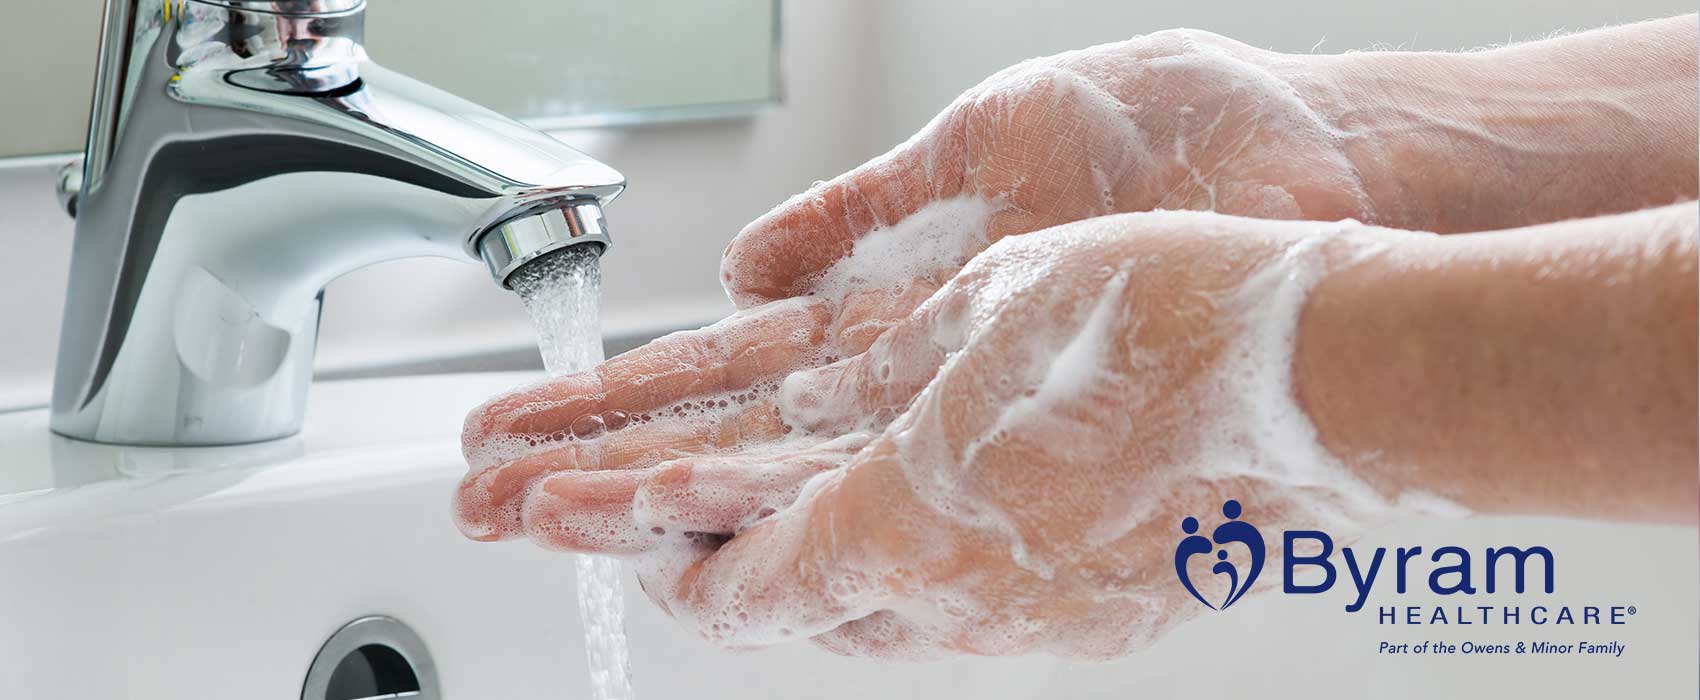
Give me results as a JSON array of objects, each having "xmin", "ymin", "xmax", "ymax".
[{"xmin": 474, "ymin": 201, "xmax": 612, "ymax": 290}]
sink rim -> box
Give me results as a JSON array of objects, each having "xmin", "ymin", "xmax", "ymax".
[{"xmin": 0, "ymin": 370, "xmax": 541, "ymax": 509}]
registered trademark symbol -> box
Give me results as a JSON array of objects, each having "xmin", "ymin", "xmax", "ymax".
[{"xmin": 1627, "ymin": 606, "xmax": 1637, "ymax": 615}]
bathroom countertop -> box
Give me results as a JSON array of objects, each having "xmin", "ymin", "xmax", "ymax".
[{"xmin": 0, "ymin": 371, "xmax": 540, "ymax": 509}]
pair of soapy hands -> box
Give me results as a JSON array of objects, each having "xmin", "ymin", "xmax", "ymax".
[{"xmin": 453, "ymin": 30, "xmax": 1515, "ymax": 658}]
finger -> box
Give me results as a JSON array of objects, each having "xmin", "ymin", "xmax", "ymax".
[
  {"xmin": 721, "ymin": 108, "xmax": 969, "ymax": 308},
  {"xmin": 520, "ymin": 468, "xmax": 661, "ymax": 555},
  {"xmin": 633, "ymin": 535, "xmax": 721, "ymax": 619},
  {"xmin": 455, "ymin": 399, "xmax": 787, "ymax": 541},
  {"xmin": 812, "ymin": 611, "xmax": 945, "ymax": 661},
  {"xmin": 632, "ymin": 434, "xmax": 869, "ymax": 535},
  {"xmin": 829, "ymin": 280, "xmax": 941, "ymax": 356},
  {"xmin": 463, "ymin": 298, "xmax": 832, "ymax": 465},
  {"xmin": 517, "ymin": 434, "xmax": 867, "ymax": 554},
  {"xmin": 664, "ymin": 452, "xmax": 923, "ymax": 649},
  {"xmin": 778, "ymin": 290, "xmax": 964, "ymax": 435},
  {"xmin": 455, "ymin": 440, "xmax": 597, "ymax": 541}
]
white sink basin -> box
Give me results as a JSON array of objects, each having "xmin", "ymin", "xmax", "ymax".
[
  {"xmin": 0, "ymin": 372, "xmax": 585, "ymax": 697},
  {"xmin": 0, "ymin": 372, "xmax": 1693, "ymax": 698}
]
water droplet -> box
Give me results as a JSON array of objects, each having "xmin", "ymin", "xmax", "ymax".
[
  {"xmin": 571, "ymin": 414, "xmax": 606, "ymax": 439},
  {"xmin": 603, "ymin": 410, "xmax": 629, "ymax": 430}
]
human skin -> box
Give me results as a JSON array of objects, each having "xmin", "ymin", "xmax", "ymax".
[
  {"xmin": 464, "ymin": 204, "xmax": 1697, "ymax": 659},
  {"xmin": 1298, "ymin": 15, "xmax": 1699, "ymax": 234},
  {"xmin": 1299, "ymin": 203, "xmax": 1699, "ymax": 522},
  {"xmin": 720, "ymin": 15, "xmax": 1698, "ymax": 313},
  {"xmin": 455, "ymin": 18, "xmax": 1700, "ymax": 657}
]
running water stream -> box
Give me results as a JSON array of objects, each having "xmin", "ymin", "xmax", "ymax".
[{"xmin": 509, "ymin": 245, "xmax": 635, "ymax": 700}]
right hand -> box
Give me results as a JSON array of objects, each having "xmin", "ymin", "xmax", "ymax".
[
  {"xmin": 724, "ymin": 16, "xmax": 1700, "ymax": 322},
  {"xmin": 721, "ymin": 28, "xmax": 1378, "ymax": 341}
]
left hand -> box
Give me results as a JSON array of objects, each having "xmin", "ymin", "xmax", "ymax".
[{"xmin": 457, "ymin": 211, "xmax": 1404, "ymax": 658}]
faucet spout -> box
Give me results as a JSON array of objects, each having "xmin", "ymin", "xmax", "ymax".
[{"xmin": 52, "ymin": 0, "xmax": 624, "ymax": 445}]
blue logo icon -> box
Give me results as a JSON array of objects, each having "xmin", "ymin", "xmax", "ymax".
[{"xmin": 1175, "ymin": 499, "xmax": 1266, "ymax": 610}]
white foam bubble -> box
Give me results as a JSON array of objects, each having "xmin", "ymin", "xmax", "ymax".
[
  {"xmin": 1187, "ymin": 226, "xmax": 1399, "ymax": 530},
  {"xmin": 808, "ymin": 195, "xmax": 998, "ymax": 307}
]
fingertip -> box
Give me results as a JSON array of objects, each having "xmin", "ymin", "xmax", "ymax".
[
  {"xmin": 452, "ymin": 469, "xmax": 508, "ymax": 541},
  {"xmin": 651, "ymin": 458, "xmax": 696, "ymax": 489},
  {"xmin": 630, "ymin": 459, "xmax": 696, "ymax": 527},
  {"xmin": 775, "ymin": 360, "xmax": 850, "ymax": 433},
  {"xmin": 453, "ymin": 456, "xmax": 555, "ymax": 542},
  {"xmin": 722, "ymin": 157, "xmax": 948, "ymax": 308},
  {"xmin": 461, "ymin": 393, "xmax": 522, "ymax": 468},
  {"xmin": 460, "ymin": 398, "xmax": 497, "ymax": 462},
  {"xmin": 720, "ymin": 219, "xmax": 786, "ymax": 308}
]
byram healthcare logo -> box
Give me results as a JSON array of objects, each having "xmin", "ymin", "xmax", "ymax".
[
  {"xmin": 1174, "ymin": 499, "xmax": 1264, "ymax": 611},
  {"xmin": 1178, "ymin": 499, "xmax": 1640, "ymax": 660},
  {"xmin": 1173, "ymin": 497, "xmax": 1639, "ymax": 631}
]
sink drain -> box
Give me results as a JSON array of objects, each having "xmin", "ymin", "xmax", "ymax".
[{"xmin": 303, "ymin": 616, "xmax": 440, "ymax": 700}]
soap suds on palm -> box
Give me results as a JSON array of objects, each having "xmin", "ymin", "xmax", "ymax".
[{"xmin": 806, "ymin": 194, "xmax": 998, "ymax": 305}]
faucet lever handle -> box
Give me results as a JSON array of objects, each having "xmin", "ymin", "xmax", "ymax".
[{"xmin": 54, "ymin": 158, "xmax": 83, "ymax": 218}]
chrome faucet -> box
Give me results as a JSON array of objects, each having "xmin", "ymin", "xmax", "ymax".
[{"xmin": 52, "ymin": 0, "xmax": 623, "ymax": 446}]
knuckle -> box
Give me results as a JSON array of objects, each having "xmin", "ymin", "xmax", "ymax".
[
  {"xmin": 652, "ymin": 459, "xmax": 698, "ymax": 490},
  {"xmin": 633, "ymin": 460, "xmax": 700, "ymax": 520},
  {"xmin": 1137, "ymin": 27, "xmax": 1229, "ymax": 54}
]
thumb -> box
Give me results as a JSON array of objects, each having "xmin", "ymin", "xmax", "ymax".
[
  {"xmin": 660, "ymin": 445, "xmax": 923, "ymax": 648},
  {"xmin": 722, "ymin": 109, "xmax": 969, "ymax": 308},
  {"xmin": 777, "ymin": 290, "xmax": 962, "ymax": 434}
]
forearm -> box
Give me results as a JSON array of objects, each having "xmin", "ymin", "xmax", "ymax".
[
  {"xmin": 1294, "ymin": 15, "xmax": 1698, "ymax": 233},
  {"xmin": 1295, "ymin": 203, "xmax": 1698, "ymax": 522}
]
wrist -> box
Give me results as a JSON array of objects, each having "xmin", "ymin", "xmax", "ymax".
[
  {"xmin": 1286, "ymin": 227, "xmax": 1435, "ymax": 501},
  {"xmin": 1290, "ymin": 18, "xmax": 1698, "ymax": 233},
  {"xmin": 1293, "ymin": 207, "xmax": 1698, "ymax": 522},
  {"xmin": 1207, "ymin": 220, "xmax": 1424, "ymax": 522}
]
